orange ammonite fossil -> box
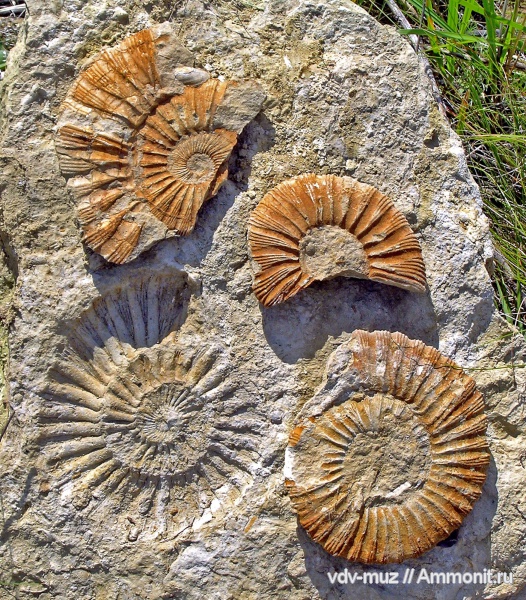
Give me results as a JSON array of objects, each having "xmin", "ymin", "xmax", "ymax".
[
  {"xmin": 248, "ymin": 174, "xmax": 426, "ymax": 306},
  {"xmin": 285, "ymin": 330, "xmax": 489, "ymax": 564},
  {"xmin": 55, "ymin": 25, "xmax": 265, "ymax": 264}
]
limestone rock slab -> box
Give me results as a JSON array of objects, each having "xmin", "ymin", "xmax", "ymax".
[{"xmin": 0, "ymin": 1, "xmax": 525, "ymax": 599}]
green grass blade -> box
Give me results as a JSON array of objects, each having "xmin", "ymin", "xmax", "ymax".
[
  {"xmin": 399, "ymin": 27, "xmax": 491, "ymax": 43},
  {"xmin": 0, "ymin": 42, "xmax": 6, "ymax": 72},
  {"xmin": 481, "ymin": 0, "xmax": 499, "ymax": 70}
]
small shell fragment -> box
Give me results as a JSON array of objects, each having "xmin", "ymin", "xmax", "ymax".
[{"xmin": 173, "ymin": 66, "xmax": 211, "ymax": 86}]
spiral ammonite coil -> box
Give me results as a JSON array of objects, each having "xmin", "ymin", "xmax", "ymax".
[
  {"xmin": 55, "ymin": 24, "xmax": 265, "ymax": 263},
  {"xmin": 38, "ymin": 273, "xmax": 266, "ymax": 537},
  {"xmin": 285, "ymin": 330, "xmax": 489, "ymax": 564}
]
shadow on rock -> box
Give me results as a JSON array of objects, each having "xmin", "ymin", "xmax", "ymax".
[{"xmin": 260, "ymin": 277, "xmax": 439, "ymax": 364}]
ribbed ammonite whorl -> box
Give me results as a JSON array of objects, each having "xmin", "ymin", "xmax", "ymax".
[
  {"xmin": 285, "ymin": 330, "xmax": 489, "ymax": 564},
  {"xmin": 55, "ymin": 24, "xmax": 265, "ymax": 264},
  {"xmin": 248, "ymin": 174, "xmax": 427, "ymax": 306},
  {"xmin": 37, "ymin": 274, "xmax": 265, "ymax": 536}
]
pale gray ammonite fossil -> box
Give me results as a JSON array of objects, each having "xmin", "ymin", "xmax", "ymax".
[
  {"xmin": 38, "ymin": 274, "xmax": 265, "ymax": 537},
  {"xmin": 55, "ymin": 24, "xmax": 265, "ymax": 264},
  {"xmin": 248, "ymin": 174, "xmax": 427, "ymax": 306},
  {"xmin": 285, "ymin": 330, "xmax": 489, "ymax": 564}
]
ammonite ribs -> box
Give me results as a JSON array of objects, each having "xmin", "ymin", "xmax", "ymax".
[
  {"xmin": 285, "ymin": 330, "xmax": 489, "ymax": 564},
  {"xmin": 55, "ymin": 25, "xmax": 265, "ymax": 263},
  {"xmin": 248, "ymin": 174, "xmax": 427, "ymax": 306},
  {"xmin": 38, "ymin": 274, "xmax": 265, "ymax": 536}
]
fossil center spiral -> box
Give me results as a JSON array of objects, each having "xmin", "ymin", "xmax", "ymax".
[
  {"xmin": 338, "ymin": 395, "xmax": 431, "ymax": 506},
  {"xmin": 137, "ymin": 388, "xmax": 193, "ymax": 444},
  {"xmin": 166, "ymin": 132, "xmax": 230, "ymax": 184},
  {"xmin": 105, "ymin": 382, "xmax": 203, "ymax": 476},
  {"xmin": 184, "ymin": 153, "xmax": 215, "ymax": 180},
  {"xmin": 292, "ymin": 393, "xmax": 431, "ymax": 509}
]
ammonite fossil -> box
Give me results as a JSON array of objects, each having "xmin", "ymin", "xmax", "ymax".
[
  {"xmin": 38, "ymin": 275, "xmax": 265, "ymax": 537},
  {"xmin": 285, "ymin": 330, "xmax": 489, "ymax": 564},
  {"xmin": 248, "ymin": 174, "xmax": 426, "ymax": 306},
  {"xmin": 64, "ymin": 269, "xmax": 191, "ymax": 356},
  {"xmin": 55, "ymin": 24, "xmax": 265, "ymax": 263}
]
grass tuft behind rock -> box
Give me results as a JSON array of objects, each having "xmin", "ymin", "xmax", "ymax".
[{"xmin": 357, "ymin": 0, "xmax": 526, "ymax": 333}]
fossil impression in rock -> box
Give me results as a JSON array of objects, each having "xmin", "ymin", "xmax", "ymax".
[
  {"xmin": 38, "ymin": 276, "xmax": 264, "ymax": 537},
  {"xmin": 55, "ymin": 24, "xmax": 265, "ymax": 264},
  {"xmin": 285, "ymin": 330, "xmax": 489, "ymax": 564},
  {"xmin": 248, "ymin": 174, "xmax": 426, "ymax": 306},
  {"xmin": 65, "ymin": 270, "xmax": 191, "ymax": 356}
]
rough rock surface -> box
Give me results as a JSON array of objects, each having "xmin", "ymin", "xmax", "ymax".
[
  {"xmin": 0, "ymin": 1, "xmax": 525, "ymax": 599},
  {"xmin": 299, "ymin": 225, "xmax": 370, "ymax": 281}
]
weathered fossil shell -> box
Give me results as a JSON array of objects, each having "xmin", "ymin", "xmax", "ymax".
[
  {"xmin": 55, "ymin": 25, "xmax": 265, "ymax": 264},
  {"xmin": 65, "ymin": 270, "xmax": 191, "ymax": 359},
  {"xmin": 285, "ymin": 330, "xmax": 489, "ymax": 564},
  {"xmin": 136, "ymin": 82, "xmax": 239, "ymax": 232},
  {"xmin": 37, "ymin": 273, "xmax": 264, "ymax": 536},
  {"xmin": 248, "ymin": 174, "xmax": 426, "ymax": 306}
]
